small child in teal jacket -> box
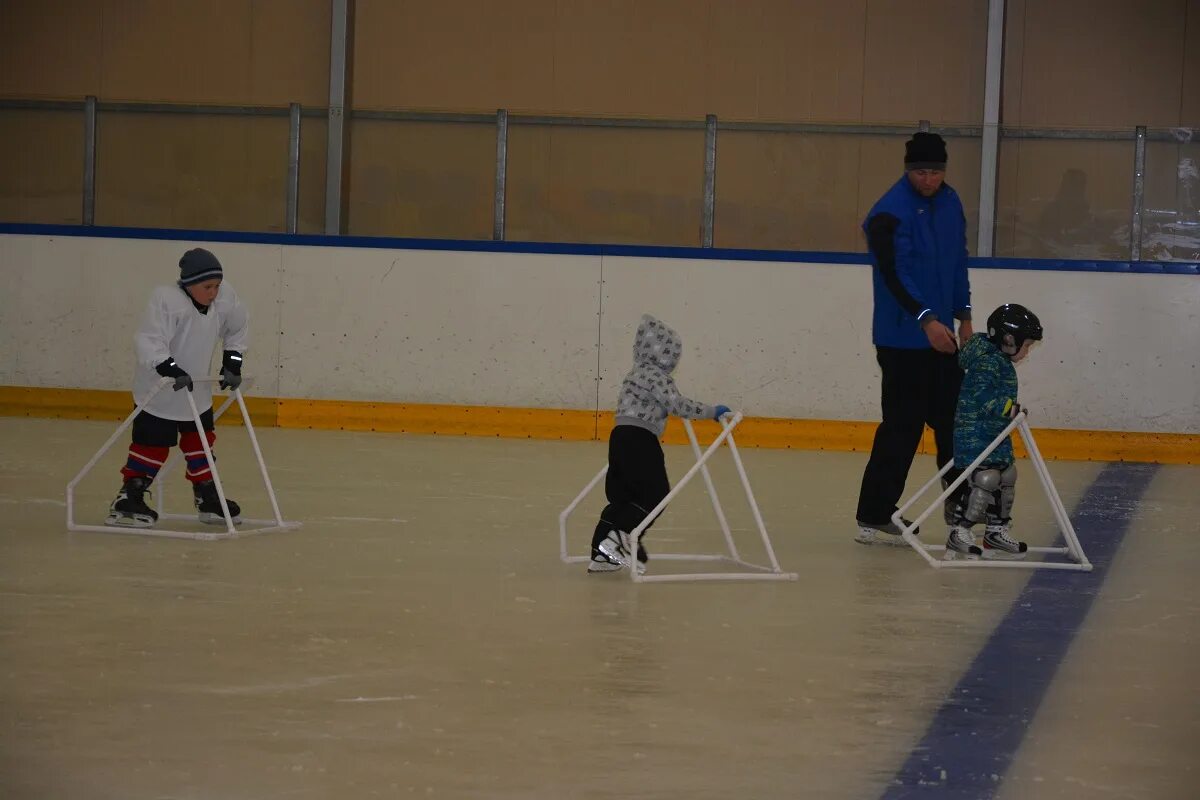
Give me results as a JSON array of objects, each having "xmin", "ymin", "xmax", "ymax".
[{"xmin": 944, "ymin": 304, "xmax": 1043, "ymax": 560}]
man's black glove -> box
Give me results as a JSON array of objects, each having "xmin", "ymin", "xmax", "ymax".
[
  {"xmin": 155, "ymin": 357, "xmax": 193, "ymax": 392},
  {"xmin": 219, "ymin": 350, "xmax": 243, "ymax": 391}
]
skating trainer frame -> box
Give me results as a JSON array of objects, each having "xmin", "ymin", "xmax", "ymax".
[
  {"xmin": 559, "ymin": 412, "xmax": 798, "ymax": 583},
  {"xmin": 66, "ymin": 378, "xmax": 300, "ymax": 541},
  {"xmin": 891, "ymin": 412, "xmax": 1092, "ymax": 571}
]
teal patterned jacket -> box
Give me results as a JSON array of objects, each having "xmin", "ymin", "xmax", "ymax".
[{"xmin": 954, "ymin": 334, "xmax": 1019, "ymax": 469}]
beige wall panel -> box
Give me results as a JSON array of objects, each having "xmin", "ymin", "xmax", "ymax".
[
  {"xmin": 100, "ymin": 0, "xmax": 254, "ymax": 103},
  {"xmin": 705, "ymin": 0, "xmax": 868, "ymax": 122},
  {"xmin": 0, "ymin": 0, "xmax": 103, "ymax": 98},
  {"xmin": 95, "ymin": 114, "xmax": 290, "ymax": 231},
  {"xmin": 713, "ymin": 131, "xmax": 870, "ymax": 251},
  {"xmin": 1184, "ymin": 0, "xmax": 1200, "ymax": 124},
  {"xmin": 1, "ymin": 1, "xmax": 326, "ymax": 103},
  {"xmin": 506, "ymin": 125, "xmax": 704, "ymax": 245},
  {"xmin": 0, "ymin": 110, "xmax": 84, "ymax": 224},
  {"xmin": 352, "ymin": 0, "xmax": 558, "ymax": 111},
  {"xmin": 1000, "ymin": 0, "xmax": 1027, "ymax": 125},
  {"xmin": 549, "ymin": 0, "xmax": 710, "ymax": 118},
  {"xmin": 345, "ymin": 119, "xmax": 495, "ymax": 239},
  {"xmin": 994, "ymin": 140, "xmax": 1133, "ymax": 259},
  {"xmin": 1006, "ymin": 0, "xmax": 1188, "ymax": 128},
  {"xmin": 862, "ymin": 0, "xmax": 988, "ymax": 125},
  {"xmin": 246, "ymin": 0, "xmax": 331, "ymax": 107}
]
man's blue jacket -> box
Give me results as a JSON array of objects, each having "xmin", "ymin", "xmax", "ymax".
[{"xmin": 863, "ymin": 175, "xmax": 971, "ymax": 349}]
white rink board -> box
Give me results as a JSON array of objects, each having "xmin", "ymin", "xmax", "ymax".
[
  {"xmin": 1, "ymin": 233, "xmax": 1197, "ymax": 433},
  {"xmin": 277, "ymin": 246, "xmax": 602, "ymax": 407},
  {"xmin": 0, "ymin": 235, "xmax": 286, "ymax": 397},
  {"xmin": 598, "ymin": 256, "xmax": 875, "ymax": 420}
]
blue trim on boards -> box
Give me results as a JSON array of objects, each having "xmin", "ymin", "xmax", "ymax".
[
  {"xmin": 878, "ymin": 461, "xmax": 1160, "ymax": 799},
  {"xmin": 2, "ymin": 222, "xmax": 1197, "ymax": 275}
]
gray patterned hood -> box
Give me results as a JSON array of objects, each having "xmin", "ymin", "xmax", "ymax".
[
  {"xmin": 633, "ymin": 314, "xmax": 682, "ymax": 374},
  {"xmin": 613, "ymin": 314, "xmax": 714, "ymax": 437}
]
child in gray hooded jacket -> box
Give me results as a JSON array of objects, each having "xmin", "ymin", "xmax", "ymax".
[{"xmin": 589, "ymin": 314, "xmax": 730, "ymax": 573}]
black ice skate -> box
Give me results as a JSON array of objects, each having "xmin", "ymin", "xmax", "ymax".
[
  {"xmin": 105, "ymin": 477, "xmax": 159, "ymax": 528},
  {"xmin": 855, "ymin": 518, "xmax": 919, "ymax": 546},
  {"xmin": 193, "ymin": 480, "xmax": 242, "ymax": 525},
  {"xmin": 982, "ymin": 523, "xmax": 1028, "ymax": 560}
]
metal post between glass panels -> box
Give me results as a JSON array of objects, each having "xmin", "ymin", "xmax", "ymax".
[
  {"xmin": 702, "ymin": 114, "xmax": 717, "ymax": 248},
  {"xmin": 1131, "ymin": 125, "xmax": 1147, "ymax": 261},
  {"xmin": 493, "ymin": 109, "xmax": 508, "ymax": 241},
  {"xmin": 83, "ymin": 95, "xmax": 96, "ymax": 225},
  {"xmin": 286, "ymin": 103, "xmax": 301, "ymax": 234},
  {"xmin": 324, "ymin": 0, "xmax": 349, "ymax": 235}
]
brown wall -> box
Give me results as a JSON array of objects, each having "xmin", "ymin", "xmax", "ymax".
[
  {"xmin": 352, "ymin": 0, "xmax": 986, "ymax": 124},
  {"xmin": 0, "ymin": 0, "xmax": 331, "ymax": 105},
  {"xmin": 1, "ymin": 0, "xmax": 1196, "ymax": 252}
]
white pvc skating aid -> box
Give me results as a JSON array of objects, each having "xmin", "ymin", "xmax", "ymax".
[
  {"xmin": 66, "ymin": 377, "xmax": 300, "ymax": 541},
  {"xmin": 559, "ymin": 412, "xmax": 798, "ymax": 583},
  {"xmin": 891, "ymin": 412, "xmax": 1092, "ymax": 571}
]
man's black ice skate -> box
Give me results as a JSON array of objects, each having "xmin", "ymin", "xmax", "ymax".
[
  {"xmin": 106, "ymin": 477, "xmax": 158, "ymax": 528},
  {"xmin": 193, "ymin": 480, "xmax": 241, "ymax": 525},
  {"xmin": 982, "ymin": 523, "xmax": 1027, "ymax": 560},
  {"xmin": 855, "ymin": 518, "xmax": 919, "ymax": 546}
]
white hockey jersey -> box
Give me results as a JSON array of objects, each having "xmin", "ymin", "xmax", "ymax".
[{"xmin": 132, "ymin": 283, "xmax": 249, "ymax": 421}]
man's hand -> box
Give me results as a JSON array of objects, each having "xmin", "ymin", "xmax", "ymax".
[{"xmin": 924, "ymin": 321, "xmax": 957, "ymax": 354}]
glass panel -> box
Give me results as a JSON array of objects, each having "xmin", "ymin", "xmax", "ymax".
[
  {"xmin": 716, "ymin": 130, "xmax": 981, "ymax": 254},
  {"xmin": 994, "ymin": 132, "xmax": 1133, "ymax": 260},
  {"xmin": 95, "ymin": 110, "xmax": 291, "ymax": 232},
  {"xmin": 297, "ymin": 113, "xmax": 327, "ymax": 235},
  {"xmin": 1141, "ymin": 134, "xmax": 1200, "ymax": 262},
  {"xmin": 345, "ymin": 118, "xmax": 494, "ymax": 239},
  {"xmin": 507, "ymin": 123, "xmax": 704, "ymax": 246},
  {"xmin": 0, "ymin": 107, "xmax": 84, "ymax": 224}
]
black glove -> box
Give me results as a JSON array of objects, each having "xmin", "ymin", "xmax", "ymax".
[
  {"xmin": 219, "ymin": 350, "xmax": 243, "ymax": 390},
  {"xmin": 155, "ymin": 357, "xmax": 193, "ymax": 392},
  {"xmin": 1008, "ymin": 401, "xmax": 1029, "ymax": 420}
]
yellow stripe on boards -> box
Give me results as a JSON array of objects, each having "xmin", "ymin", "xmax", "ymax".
[{"xmin": 1, "ymin": 386, "xmax": 1196, "ymax": 465}]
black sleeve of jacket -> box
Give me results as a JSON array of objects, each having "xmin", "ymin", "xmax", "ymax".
[{"xmin": 866, "ymin": 213, "xmax": 924, "ymax": 318}]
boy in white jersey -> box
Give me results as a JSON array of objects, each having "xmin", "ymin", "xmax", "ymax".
[{"xmin": 106, "ymin": 248, "xmax": 250, "ymax": 528}]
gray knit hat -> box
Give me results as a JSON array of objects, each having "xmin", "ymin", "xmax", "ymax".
[{"xmin": 179, "ymin": 248, "xmax": 223, "ymax": 287}]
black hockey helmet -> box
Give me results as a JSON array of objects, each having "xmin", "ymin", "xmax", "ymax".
[{"xmin": 986, "ymin": 304, "xmax": 1043, "ymax": 356}]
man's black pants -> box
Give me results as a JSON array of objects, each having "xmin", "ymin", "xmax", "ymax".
[{"xmin": 856, "ymin": 346, "xmax": 962, "ymax": 524}]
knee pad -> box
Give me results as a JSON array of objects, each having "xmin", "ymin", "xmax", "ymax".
[
  {"xmin": 942, "ymin": 467, "xmax": 967, "ymax": 525},
  {"xmin": 963, "ymin": 468, "xmax": 1001, "ymax": 524},
  {"xmin": 996, "ymin": 463, "xmax": 1017, "ymax": 520}
]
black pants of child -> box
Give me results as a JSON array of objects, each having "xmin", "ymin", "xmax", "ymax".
[
  {"xmin": 856, "ymin": 346, "xmax": 962, "ymax": 524},
  {"xmin": 591, "ymin": 424, "xmax": 669, "ymax": 558}
]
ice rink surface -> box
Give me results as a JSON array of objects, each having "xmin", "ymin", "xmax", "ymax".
[{"xmin": 1, "ymin": 417, "xmax": 1197, "ymax": 799}]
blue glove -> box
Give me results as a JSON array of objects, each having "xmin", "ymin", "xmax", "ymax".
[
  {"xmin": 712, "ymin": 404, "xmax": 732, "ymax": 420},
  {"xmin": 155, "ymin": 357, "xmax": 192, "ymax": 392}
]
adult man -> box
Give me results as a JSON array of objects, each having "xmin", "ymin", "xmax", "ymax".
[{"xmin": 855, "ymin": 131, "xmax": 973, "ymax": 545}]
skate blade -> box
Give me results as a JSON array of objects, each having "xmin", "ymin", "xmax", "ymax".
[
  {"xmin": 942, "ymin": 548, "xmax": 981, "ymax": 561},
  {"xmin": 105, "ymin": 513, "xmax": 155, "ymax": 529},
  {"xmin": 198, "ymin": 512, "xmax": 242, "ymax": 526},
  {"xmin": 982, "ymin": 548, "xmax": 1027, "ymax": 561}
]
